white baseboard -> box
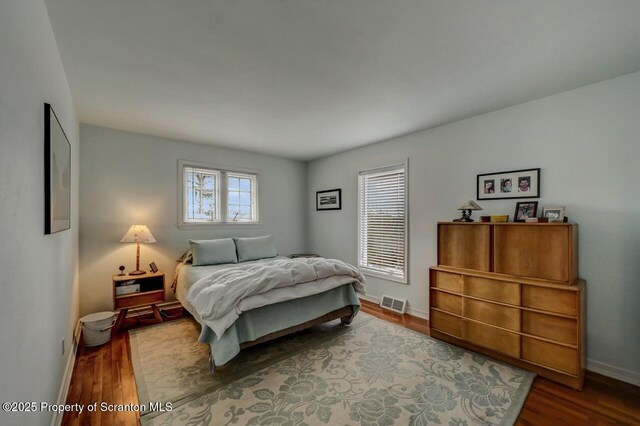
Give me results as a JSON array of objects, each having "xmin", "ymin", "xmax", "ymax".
[
  {"xmin": 51, "ymin": 321, "xmax": 81, "ymax": 426},
  {"xmin": 358, "ymin": 294, "xmax": 429, "ymax": 320},
  {"xmin": 587, "ymin": 359, "xmax": 640, "ymax": 387}
]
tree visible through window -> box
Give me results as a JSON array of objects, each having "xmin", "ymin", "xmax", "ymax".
[
  {"xmin": 185, "ymin": 168, "xmax": 218, "ymax": 221},
  {"xmin": 227, "ymin": 174, "xmax": 254, "ymax": 221}
]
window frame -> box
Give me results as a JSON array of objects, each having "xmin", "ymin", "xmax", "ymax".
[
  {"xmin": 178, "ymin": 160, "xmax": 261, "ymax": 229},
  {"xmin": 357, "ymin": 162, "xmax": 409, "ymax": 284}
]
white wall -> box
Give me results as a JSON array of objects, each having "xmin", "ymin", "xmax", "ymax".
[
  {"xmin": 0, "ymin": 1, "xmax": 80, "ymax": 425},
  {"xmin": 308, "ymin": 72, "xmax": 640, "ymax": 382},
  {"xmin": 79, "ymin": 125, "xmax": 308, "ymax": 316}
]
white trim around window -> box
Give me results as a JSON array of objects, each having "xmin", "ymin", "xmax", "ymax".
[
  {"xmin": 177, "ymin": 160, "xmax": 262, "ymax": 229},
  {"xmin": 357, "ymin": 161, "xmax": 409, "ymax": 284}
]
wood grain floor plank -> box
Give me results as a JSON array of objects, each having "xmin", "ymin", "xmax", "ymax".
[
  {"xmin": 89, "ymin": 349, "xmax": 104, "ymax": 426},
  {"xmin": 101, "ymin": 340, "xmax": 114, "ymax": 426}
]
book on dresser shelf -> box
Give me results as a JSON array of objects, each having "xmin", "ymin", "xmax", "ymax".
[{"xmin": 429, "ymin": 222, "xmax": 586, "ymax": 390}]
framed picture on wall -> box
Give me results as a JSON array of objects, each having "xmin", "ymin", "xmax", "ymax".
[
  {"xmin": 316, "ymin": 189, "xmax": 342, "ymax": 211},
  {"xmin": 477, "ymin": 168, "xmax": 540, "ymax": 200},
  {"xmin": 44, "ymin": 103, "xmax": 71, "ymax": 234}
]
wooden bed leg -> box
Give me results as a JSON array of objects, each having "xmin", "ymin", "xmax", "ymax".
[
  {"xmin": 209, "ymin": 355, "xmax": 216, "ymax": 374},
  {"xmin": 340, "ymin": 314, "xmax": 354, "ymax": 325}
]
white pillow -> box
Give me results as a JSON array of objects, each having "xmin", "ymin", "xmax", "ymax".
[
  {"xmin": 234, "ymin": 235, "xmax": 277, "ymax": 262},
  {"xmin": 189, "ymin": 238, "xmax": 238, "ymax": 266}
]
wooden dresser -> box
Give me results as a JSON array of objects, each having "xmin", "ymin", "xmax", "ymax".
[{"xmin": 429, "ymin": 222, "xmax": 586, "ymax": 389}]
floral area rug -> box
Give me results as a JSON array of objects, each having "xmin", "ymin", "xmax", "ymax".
[{"xmin": 130, "ymin": 313, "xmax": 534, "ymax": 425}]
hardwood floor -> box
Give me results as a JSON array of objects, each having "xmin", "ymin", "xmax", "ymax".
[{"xmin": 62, "ymin": 301, "xmax": 640, "ymax": 425}]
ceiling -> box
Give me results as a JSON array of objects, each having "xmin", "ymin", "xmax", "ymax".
[{"xmin": 44, "ymin": 0, "xmax": 640, "ymax": 161}]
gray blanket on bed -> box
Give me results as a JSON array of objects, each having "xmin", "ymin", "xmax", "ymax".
[{"xmin": 187, "ymin": 257, "xmax": 365, "ymax": 326}]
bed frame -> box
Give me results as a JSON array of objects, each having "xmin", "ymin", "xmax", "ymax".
[
  {"xmin": 239, "ymin": 306, "xmax": 355, "ymax": 349},
  {"xmin": 210, "ymin": 305, "xmax": 356, "ymax": 373}
]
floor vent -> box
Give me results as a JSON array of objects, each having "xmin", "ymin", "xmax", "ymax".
[{"xmin": 380, "ymin": 295, "xmax": 407, "ymax": 314}]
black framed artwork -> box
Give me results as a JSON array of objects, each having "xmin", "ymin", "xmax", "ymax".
[
  {"xmin": 477, "ymin": 168, "xmax": 540, "ymax": 200},
  {"xmin": 514, "ymin": 201, "xmax": 539, "ymax": 222},
  {"xmin": 44, "ymin": 103, "xmax": 71, "ymax": 234},
  {"xmin": 316, "ymin": 189, "xmax": 342, "ymax": 211}
]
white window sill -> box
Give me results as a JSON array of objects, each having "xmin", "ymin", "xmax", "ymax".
[
  {"xmin": 177, "ymin": 222, "xmax": 263, "ymax": 230},
  {"xmin": 359, "ymin": 267, "xmax": 407, "ymax": 285}
]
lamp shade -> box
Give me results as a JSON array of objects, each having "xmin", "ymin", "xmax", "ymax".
[
  {"xmin": 120, "ymin": 225, "xmax": 157, "ymax": 243},
  {"xmin": 457, "ymin": 200, "xmax": 482, "ymax": 211}
]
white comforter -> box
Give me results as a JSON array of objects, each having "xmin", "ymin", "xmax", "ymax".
[{"xmin": 186, "ymin": 257, "xmax": 366, "ymax": 339}]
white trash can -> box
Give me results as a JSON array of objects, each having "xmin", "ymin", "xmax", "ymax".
[{"xmin": 80, "ymin": 311, "xmax": 115, "ymax": 347}]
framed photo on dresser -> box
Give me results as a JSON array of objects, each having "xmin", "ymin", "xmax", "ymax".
[
  {"xmin": 514, "ymin": 201, "xmax": 538, "ymax": 222},
  {"xmin": 542, "ymin": 206, "xmax": 566, "ymax": 222}
]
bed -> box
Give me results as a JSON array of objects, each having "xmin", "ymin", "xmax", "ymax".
[{"xmin": 174, "ymin": 255, "xmax": 365, "ymax": 371}]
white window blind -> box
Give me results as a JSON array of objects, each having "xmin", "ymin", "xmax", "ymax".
[{"xmin": 358, "ymin": 165, "xmax": 407, "ymax": 283}]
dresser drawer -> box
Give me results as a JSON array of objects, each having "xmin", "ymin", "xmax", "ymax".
[
  {"xmin": 522, "ymin": 286, "xmax": 577, "ymax": 316},
  {"xmin": 432, "ymin": 271, "xmax": 462, "ymax": 293},
  {"xmin": 522, "ymin": 337, "xmax": 578, "ymax": 374},
  {"xmin": 463, "ymin": 320, "xmax": 520, "ymax": 358},
  {"xmin": 432, "ymin": 291, "xmax": 462, "ymax": 315},
  {"xmin": 463, "ymin": 299, "xmax": 520, "ymax": 331},
  {"xmin": 522, "ymin": 311, "xmax": 577, "ymax": 345},
  {"xmin": 431, "ymin": 310, "xmax": 462, "ymax": 338},
  {"xmin": 463, "ymin": 276, "xmax": 520, "ymax": 305}
]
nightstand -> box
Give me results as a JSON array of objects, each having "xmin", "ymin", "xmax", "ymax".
[{"xmin": 113, "ymin": 271, "xmax": 165, "ymax": 332}]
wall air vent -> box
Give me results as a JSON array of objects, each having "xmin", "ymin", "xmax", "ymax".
[{"xmin": 379, "ymin": 295, "xmax": 407, "ymax": 314}]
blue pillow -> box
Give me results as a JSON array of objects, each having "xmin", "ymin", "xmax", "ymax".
[
  {"xmin": 234, "ymin": 235, "xmax": 277, "ymax": 262},
  {"xmin": 189, "ymin": 238, "xmax": 238, "ymax": 266}
]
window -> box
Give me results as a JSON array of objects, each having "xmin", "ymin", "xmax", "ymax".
[
  {"xmin": 227, "ymin": 173, "xmax": 257, "ymax": 221},
  {"xmin": 179, "ymin": 161, "xmax": 259, "ymax": 226},
  {"xmin": 185, "ymin": 167, "xmax": 219, "ymax": 221},
  {"xmin": 358, "ymin": 164, "xmax": 407, "ymax": 283}
]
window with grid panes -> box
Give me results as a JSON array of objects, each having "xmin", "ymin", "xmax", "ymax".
[{"xmin": 180, "ymin": 161, "xmax": 259, "ymax": 225}]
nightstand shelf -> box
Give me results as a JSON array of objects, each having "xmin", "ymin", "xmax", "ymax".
[
  {"xmin": 113, "ymin": 271, "xmax": 166, "ymax": 332},
  {"xmin": 116, "ymin": 289, "xmax": 164, "ymax": 299}
]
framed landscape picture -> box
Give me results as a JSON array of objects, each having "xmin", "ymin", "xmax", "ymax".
[
  {"xmin": 477, "ymin": 168, "xmax": 540, "ymax": 200},
  {"xmin": 44, "ymin": 103, "xmax": 71, "ymax": 234},
  {"xmin": 316, "ymin": 189, "xmax": 342, "ymax": 211}
]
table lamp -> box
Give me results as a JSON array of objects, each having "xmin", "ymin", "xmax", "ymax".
[
  {"xmin": 120, "ymin": 225, "xmax": 156, "ymax": 275},
  {"xmin": 454, "ymin": 200, "xmax": 482, "ymax": 222}
]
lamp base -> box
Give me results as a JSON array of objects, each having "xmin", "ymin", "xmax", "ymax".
[
  {"xmin": 453, "ymin": 209, "xmax": 475, "ymax": 222},
  {"xmin": 129, "ymin": 270, "xmax": 147, "ymax": 276}
]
